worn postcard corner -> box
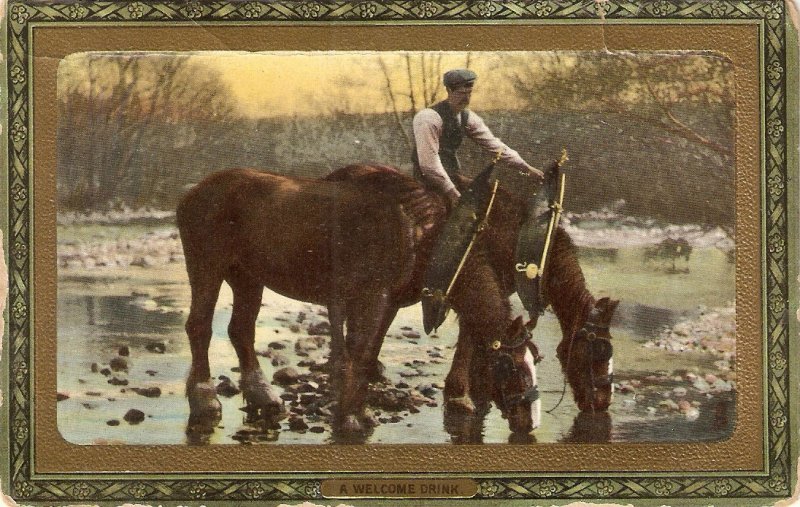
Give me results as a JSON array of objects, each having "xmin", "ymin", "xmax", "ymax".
[{"xmin": 1, "ymin": 0, "xmax": 798, "ymax": 505}]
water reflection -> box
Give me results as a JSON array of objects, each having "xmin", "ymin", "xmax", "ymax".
[
  {"xmin": 614, "ymin": 302, "xmax": 679, "ymax": 338},
  {"xmin": 561, "ymin": 412, "xmax": 612, "ymax": 443},
  {"xmin": 442, "ymin": 404, "xmax": 538, "ymax": 445},
  {"xmin": 443, "ymin": 404, "xmax": 489, "ymax": 444},
  {"xmin": 578, "ymin": 247, "xmax": 619, "ymax": 263},
  {"xmin": 329, "ymin": 426, "xmax": 374, "ymax": 445},
  {"xmin": 71, "ymin": 294, "xmax": 185, "ymax": 346},
  {"xmin": 507, "ymin": 432, "xmax": 537, "ymax": 445}
]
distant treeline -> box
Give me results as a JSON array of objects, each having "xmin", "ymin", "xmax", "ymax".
[{"xmin": 57, "ymin": 107, "xmax": 733, "ymax": 227}]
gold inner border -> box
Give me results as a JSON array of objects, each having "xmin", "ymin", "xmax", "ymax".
[{"xmin": 32, "ymin": 23, "xmax": 762, "ymax": 474}]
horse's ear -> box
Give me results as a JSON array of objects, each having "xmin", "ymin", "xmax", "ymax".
[
  {"xmin": 595, "ymin": 297, "xmax": 611, "ymax": 311},
  {"xmin": 595, "ymin": 298, "xmax": 620, "ymax": 325}
]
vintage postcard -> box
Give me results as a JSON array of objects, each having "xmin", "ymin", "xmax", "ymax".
[{"xmin": 0, "ymin": 0, "xmax": 798, "ymax": 505}]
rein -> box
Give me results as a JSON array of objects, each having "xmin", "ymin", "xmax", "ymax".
[
  {"xmin": 545, "ymin": 320, "xmax": 613, "ymax": 414},
  {"xmin": 443, "ymin": 150, "xmax": 504, "ymax": 300},
  {"xmin": 445, "ymin": 178, "xmax": 499, "ymax": 298}
]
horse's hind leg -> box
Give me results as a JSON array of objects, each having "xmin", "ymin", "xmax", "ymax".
[
  {"xmin": 227, "ymin": 276, "xmax": 283, "ymax": 417},
  {"xmin": 185, "ymin": 272, "xmax": 224, "ymax": 432}
]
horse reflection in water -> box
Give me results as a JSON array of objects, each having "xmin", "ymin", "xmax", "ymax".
[
  {"xmin": 562, "ymin": 412, "xmax": 613, "ymax": 442},
  {"xmin": 177, "ymin": 164, "xmax": 543, "ymax": 438}
]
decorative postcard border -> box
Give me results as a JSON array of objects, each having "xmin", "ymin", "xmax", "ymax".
[{"xmin": 4, "ymin": 0, "xmax": 793, "ymax": 503}]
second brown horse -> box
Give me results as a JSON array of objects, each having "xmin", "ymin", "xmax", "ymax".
[{"xmin": 177, "ymin": 164, "xmax": 542, "ymax": 434}]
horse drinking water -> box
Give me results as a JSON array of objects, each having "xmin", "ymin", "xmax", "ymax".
[
  {"xmin": 176, "ymin": 164, "xmax": 541, "ymax": 435},
  {"xmin": 440, "ymin": 170, "xmax": 619, "ymax": 419}
]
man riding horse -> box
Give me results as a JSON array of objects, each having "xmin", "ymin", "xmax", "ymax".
[
  {"xmin": 412, "ymin": 69, "xmax": 544, "ymax": 207},
  {"xmin": 413, "ymin": 69, "xmax": 547, "ymax": 334}
]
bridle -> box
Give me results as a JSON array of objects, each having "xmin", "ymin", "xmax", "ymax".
[
  {"xmin": 489, "ymin": 327, "xmax": 542, "ymax": 412},
  {"xmin": 578, "ymin": 322, "xmax": 614, "ymax": 393},
  {"xmin": 546, "ymin": 314, "xmax": 614, "ymax": 414}
]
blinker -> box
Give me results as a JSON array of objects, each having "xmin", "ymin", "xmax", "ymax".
[{"xmin": 495, "ymin": 355, "xmax": 515, "ymax": 381}]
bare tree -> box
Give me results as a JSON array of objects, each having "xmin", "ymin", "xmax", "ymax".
[
  {"xmin": 58, "ymin": 53, "xmax": 238, "ymax": 209},
  {"xmin": 503, "ymin": 51, "xmax": 734, "ymax": 158}
]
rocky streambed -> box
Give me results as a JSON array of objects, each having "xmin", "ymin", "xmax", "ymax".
[
  {"xmin": 56, "ymin": 280, "xmax": 466, "ymax": 445},
  {"xmin": 56, "ymin": 212, "xmax": 738, "ymax": 444},
  {"xmin": 606, "ymin": 304, "xmax": 736, "ymax": 439}
]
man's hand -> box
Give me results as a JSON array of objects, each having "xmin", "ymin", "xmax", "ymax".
[
  {"xmin": 521, "ymin": 164, "xmax": 545, "ymax": 183},
  {"xmin": 445, "ymin": 188, "xmax": 461, "ymax": 209}
]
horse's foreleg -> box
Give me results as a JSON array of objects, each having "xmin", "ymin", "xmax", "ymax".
[
  {"xmin": 326, "ymin": 300, "xmax": 346, "ymax": 371},
  {"xmin": 361, "ymin": 306, "xmax": 398, "ymax": 383},
  {"xmin": 444, "ymin": 326, "xmax": 477, "ymax": 413},
  {"xmin": 228, "ymin": 278, "xmax": 283, "ymax": 417},
  {"xmin": 447, "ymin": 260, "xmax": 510, "ymax": 414},
  {"xmin": 185, "ymin": 274, "xmax": 224, "ymax": 432},
  {"xmin": 336, "ymin": 293, "xmax": 391, "ymax": 432}
]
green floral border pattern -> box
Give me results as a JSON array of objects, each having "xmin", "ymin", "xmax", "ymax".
[{"xmin": 5, "ymin": 0, "xmax": 792, "ymax": 502}]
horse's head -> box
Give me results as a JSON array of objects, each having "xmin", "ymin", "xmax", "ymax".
[
  {"xmin": 489, "ymin": 316, "xmax": 542, "ymax": 434},
  {"xmin": 558, "ymin": 297, "xmax": 619, "ymax": 412}
]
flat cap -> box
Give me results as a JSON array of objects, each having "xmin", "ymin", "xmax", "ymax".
[{"xmin": 443, "ymin": 69, "xmax": 477, "ymax": 88}]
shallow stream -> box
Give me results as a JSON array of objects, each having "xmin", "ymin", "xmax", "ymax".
[{"xmin": 57, "ymin": 226, "xmax": 736, "ymax": 445}]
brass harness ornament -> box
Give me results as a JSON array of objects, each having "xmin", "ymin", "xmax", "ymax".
[
  {"xmin": 435, "ymin": 149, "xmax": 505, "ymax": 307},
  {"xmin": 515, "ymin": 148, "xmax": 569, "ymax": 282}
]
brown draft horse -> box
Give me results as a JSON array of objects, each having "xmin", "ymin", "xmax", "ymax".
[
  {"xmin": 176, "ymin": 164, "xmax": 539, "ymax": 434},
  {"xmin": 441, "ymin": 173, "xmax": 619, "ymax": 419}
]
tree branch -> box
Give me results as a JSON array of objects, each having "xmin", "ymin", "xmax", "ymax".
[
  {"xmin": 378, "ymin": 56, "xmax": 412, "ymax": 149},
  {"xmin": 643, "ymin": 78, "xmax": 732, "ymax": 157}
]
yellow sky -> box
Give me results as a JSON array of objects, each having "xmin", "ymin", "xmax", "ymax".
[{"xmin": 198, "ymin": 51, "xmax": 525, "ymax": 118}]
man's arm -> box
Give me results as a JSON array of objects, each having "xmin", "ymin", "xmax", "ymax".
[
  {"xmin": 413, "ymin": 109, "xmax": 461, "ymax": 198},
  {"xmin": 464, "ymin": 111, "xmax": 543, "ymax": 181}
]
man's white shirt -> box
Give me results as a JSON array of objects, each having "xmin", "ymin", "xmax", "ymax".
[{"xmin": 412, "ymin": 107, "xmax": 530, "ymax": 194}]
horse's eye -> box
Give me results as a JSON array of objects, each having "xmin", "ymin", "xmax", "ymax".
[{"xmin": 587, "ymin": 332, "xmax": 597, "ymax": 341}]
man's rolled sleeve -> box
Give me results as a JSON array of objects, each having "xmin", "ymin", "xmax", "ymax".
[
  {"xmin": 465, "ymin": 111, "xmax": 530, "ymax": 171},
  {"xmin": 413, "ymin": 109, "xmax": 458, "ymax": 194}
]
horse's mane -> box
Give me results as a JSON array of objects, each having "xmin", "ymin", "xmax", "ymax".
[
  {"xmin": 546, "ymin": 227, "xmax": 595, "ymax": 332},
  {"xmin": 324, "ymin": 164, "xmax": 446, "ymax": 235}
]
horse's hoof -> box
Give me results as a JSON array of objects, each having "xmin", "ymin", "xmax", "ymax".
[
  {"xmin": 187, "ymin": 381, "xmax": 223, "ymax": 421},
  {"xmin": 361, "ymin": 409, "xmax": 380, "ymax": 428},
  {"xmin": 446, "ymin": 395, "xmax": 476, "ymax": 414},
  {"xmin": 240, "ymin": 369, "xmax": 284, "ymax": 414},
  {"xmin": 339, "ymin": 415, "xmax": 363, "ymax": 433}
]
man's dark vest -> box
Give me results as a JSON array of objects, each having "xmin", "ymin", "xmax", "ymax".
[{"xmin": 413, "ymin": 100, "xmax": 470, "ymax": 187}]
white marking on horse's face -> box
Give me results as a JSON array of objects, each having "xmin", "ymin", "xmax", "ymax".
[
  {"xmin": 524, "ymin": 347, "xmax": 541, "ymax": 429},
  {"xmin": 608, "ymin": 357, "xmax": 615, "ymax": 396}
]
